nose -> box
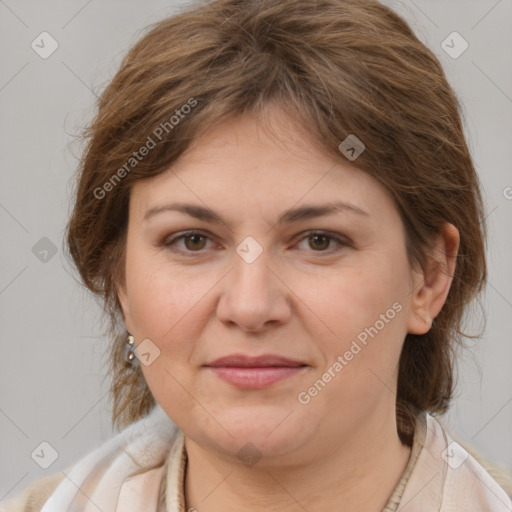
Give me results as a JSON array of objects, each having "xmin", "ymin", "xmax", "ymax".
[{"xmin": 216, "ymin": 247, "xmax": 292, "ymax": 333}]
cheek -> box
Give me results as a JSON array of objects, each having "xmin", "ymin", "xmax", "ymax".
[
  {"xmin": 301, "ymin": 251, "xmax": 410, "ymax": 398},
  {"xmin": 125, "ymin": 242, "xmax": 204, "ymax": 338},
  {"xmin": 313, "ymin": 256, "xmax": 409, "ymax": 343},
  {"xmin": 124, "ymin": 258, "xmax": 213, "ymax": 428}
]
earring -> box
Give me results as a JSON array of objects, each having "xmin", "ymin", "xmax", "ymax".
[{"xmin": 124, "ymin": 335, "xmax": 139, "ymax": 366}]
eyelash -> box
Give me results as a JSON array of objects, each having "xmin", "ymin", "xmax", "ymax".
[{"xmin": 161, "ymin": 230, "xmax": 350, "ymax": 256}]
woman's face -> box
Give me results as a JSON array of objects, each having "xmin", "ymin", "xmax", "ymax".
[{"xmin": 118, "ymin": 107, "xmax": 429, "ymax": 465}]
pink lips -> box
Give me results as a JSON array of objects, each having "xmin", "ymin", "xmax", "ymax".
[{"xmin": 204, "ymin": 354, "xmax": 308, "ymax": 389}]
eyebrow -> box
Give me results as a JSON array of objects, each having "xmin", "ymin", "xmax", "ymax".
[{"xmin": 143, "ymin": 200, "xmax": 369, "ymax": 227}]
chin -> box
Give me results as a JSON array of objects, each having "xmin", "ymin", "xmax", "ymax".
[{"xmin": 189, "ymin": 408, "xmax": 314, "ymax": 463}]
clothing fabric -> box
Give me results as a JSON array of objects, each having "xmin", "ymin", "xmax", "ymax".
[{"xmin": 2, "ymin": 404, "xmax": 511, "ymax": 511}]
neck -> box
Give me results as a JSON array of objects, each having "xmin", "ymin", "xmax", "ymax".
[{"xmin": 183, "ymin": 410, "xmax": 412, "ymax": 512}]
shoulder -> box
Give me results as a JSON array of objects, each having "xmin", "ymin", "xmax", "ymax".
[
  {"xmin": 426, "ymin": 413, "xmax": 512, "ymax": 510},
  {"xmin": 456, "ymin": 436, "xmax": 512, "ymax": 499},
  {"xmin": 434, "ymin": 414, "xmax": 512, "ymax": 498},
  {"xmin": 1, "ymin": 406, "xmax": 180, "ymax": 512},
  {"xmin": 0, "ymin": 472, "xmax": 66, "ymax": 512}
]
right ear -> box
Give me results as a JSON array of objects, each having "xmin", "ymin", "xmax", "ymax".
[{"xmin": 115, "ymin": 277, "xmax": 135, "ymax": 334}]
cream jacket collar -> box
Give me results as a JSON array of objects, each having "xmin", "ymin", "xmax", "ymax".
[{"xmin": 39, "ymin": 405, "xmax": 512, "ymax": 512}]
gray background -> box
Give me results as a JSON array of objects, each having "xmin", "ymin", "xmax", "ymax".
[{"xmin": 1, "ymin": 0, "xmax": 511, "ymax": 501}]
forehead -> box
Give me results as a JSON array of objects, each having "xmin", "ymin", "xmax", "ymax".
[{"xmin": 129, "ymin": 109, "xmax": 397, "ymax": 227}]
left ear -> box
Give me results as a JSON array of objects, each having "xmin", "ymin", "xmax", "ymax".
[{"xmin": 407, "ymin": 223, "xmax": 460, "ymax": 335}]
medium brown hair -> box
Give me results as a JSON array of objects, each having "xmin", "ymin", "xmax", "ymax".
[{"xmin": 66, "ymin": 0, "xmax": 487, "ymax": 445}]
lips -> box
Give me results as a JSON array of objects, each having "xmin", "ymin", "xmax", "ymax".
[
  {"xmin": 205, "ymin": 354, "xmax": 307, "ymax": 368},
  {"xmin": 204, "ymin": 354, "xmax": 309, "ymax": 389}
]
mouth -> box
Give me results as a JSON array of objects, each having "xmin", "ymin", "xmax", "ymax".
[{"xmin": 204, "ymin": 354, "xmax": 309, "ymax": 389}]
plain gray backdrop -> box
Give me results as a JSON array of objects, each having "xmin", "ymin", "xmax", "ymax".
[{"xmin": 1, "ymin": 0, "xmax": 511, "ymax": 502}]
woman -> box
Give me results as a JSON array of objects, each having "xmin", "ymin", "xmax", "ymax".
[{"xmin": 3, "ymin": 0, "xmax": 511, "ymax": 510}]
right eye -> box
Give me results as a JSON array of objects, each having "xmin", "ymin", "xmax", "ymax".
[{"xmin": 162, "ymin": 231, "xmax": 216, "ymax": 255}]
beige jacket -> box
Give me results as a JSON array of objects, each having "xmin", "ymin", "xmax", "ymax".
[{"xmin": 1, "ymin": 406, "xmax": 511, "ymax": 512}]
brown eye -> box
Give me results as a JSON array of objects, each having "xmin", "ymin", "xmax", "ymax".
[
  {"xmin": 183, "ymin": 234, "xmax": 208, "ymax": 251},
  {"xmin": 163, "ymin": 231, "xmax": 214, "ymax": 255},
  {"xmin": 295, "ymin": 231, "xmax": 348, "ymax": 254},
  {"xmin": 308, "ymin": 234, "xmax": 331, "ymax": 251}
]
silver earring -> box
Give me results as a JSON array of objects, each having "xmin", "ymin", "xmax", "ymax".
[{"xmin": 124, "ymin": 335, "xmax": 138, "ymax": 366}]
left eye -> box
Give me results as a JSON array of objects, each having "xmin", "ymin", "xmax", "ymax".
[{"xmin": 295, "ymin": 231, "xmax": 347, "ymax": 252}]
